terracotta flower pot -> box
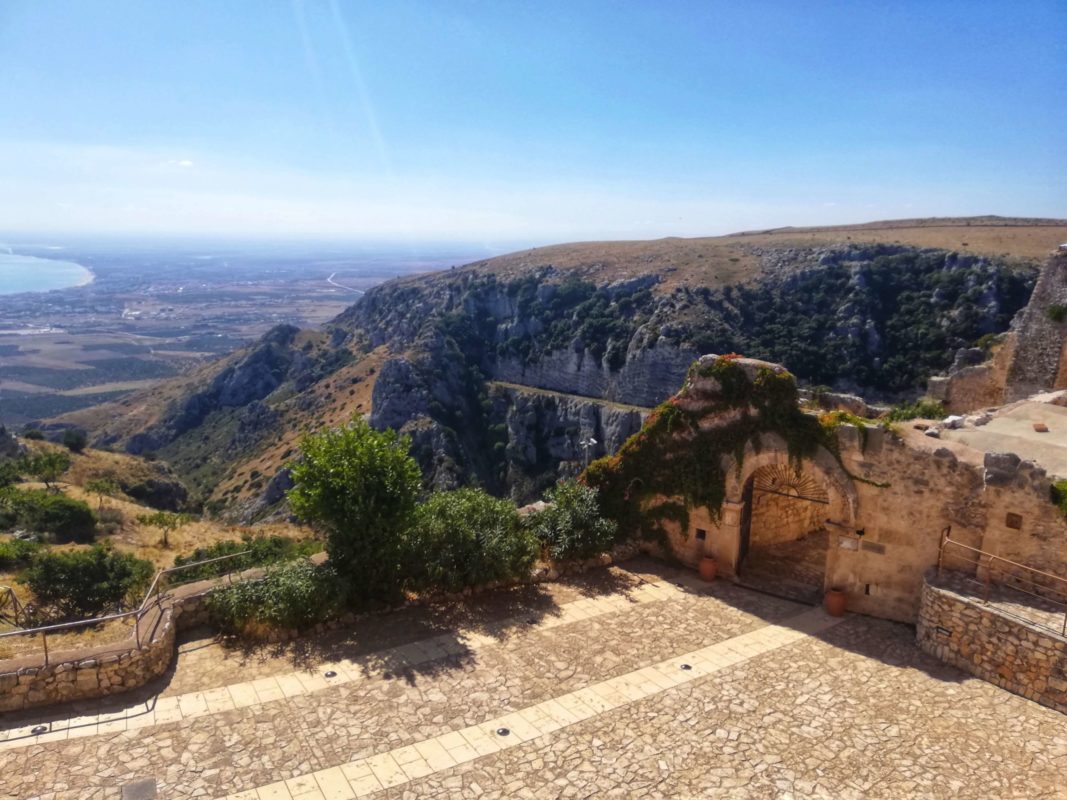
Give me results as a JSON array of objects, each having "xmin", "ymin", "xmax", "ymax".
[
  {"xmin": 698, "ymin": 556, "xmax": 717, "ymax": 582},
  {"xmin": 824, "ymin": 587, "xmax": 846, "ymax": 617}
]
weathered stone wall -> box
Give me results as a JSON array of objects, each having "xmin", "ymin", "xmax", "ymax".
[
  {"xmin": 927, "ymin": 338, "xmax": 1015, "ymax": 413},
  {"xmin": 916, "ymin": 571, "xmax": 1067, "ymax": 713},
  {"xmin": 0, "ymin": 588, "xmax": 214, "ymax": 714},
  {"xmin": 749, "ymin": 491, "xmax": 825, "ymax": 548},
  {"xmin": 656, "ymin": 419, "xmax": 1065, "ymax": 625}
]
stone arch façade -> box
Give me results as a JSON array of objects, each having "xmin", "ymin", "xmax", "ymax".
[{"xmin": 684, "ymin": 433, "xmax": 861, "ymax": 597}]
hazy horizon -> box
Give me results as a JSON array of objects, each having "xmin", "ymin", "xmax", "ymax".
[{"xmin": 1, "ymin": 1, "xmax": 1064, "ymax": 242}]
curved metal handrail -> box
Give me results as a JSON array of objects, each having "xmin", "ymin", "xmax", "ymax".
[{"xmin": 0, "ymin": 550, "xmax": 252, "ymax": 664}]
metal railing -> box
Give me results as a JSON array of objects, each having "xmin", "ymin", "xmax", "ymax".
[
  {"xmin": 0, "ymin": 550, "xmax": 251, "ymax": 665},
  {"xmin": 937, "ymin": 527, "xmax": 1067, "ymax": 637}
]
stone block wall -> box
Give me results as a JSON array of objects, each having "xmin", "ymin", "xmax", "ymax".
[
  {"xmin": 916, "ymin": 571, "xmax": 1067, "ymax": 714},
  {"xmin": 749, "ymin": 491, "xmax": 825, "ymax": 547}
]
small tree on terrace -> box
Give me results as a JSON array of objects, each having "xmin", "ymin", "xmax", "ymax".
[
  {"xmin": 287, "ymin": 418, "xmax": 421, "ymax": 601},
  {"xmin": 85, "ymin": 476, "xmax": 120, "ymax": 511},
  {"xmin": 24, "ymin": 450, "xmax": 71, "ymax": 492},
  {"xmin": 137, "ymin": 510, "xmax": 193, "ymax": 548}
]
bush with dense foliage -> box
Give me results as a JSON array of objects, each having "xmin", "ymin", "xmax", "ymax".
[
  {"xmin": 171, "ymin": 534, "xmax": 322, "ymax": 583},
  {"xmin": 408, "ymin": 488, "xmax": 539, "ymax": 592},
  {"xmin": 21, "ymin": 544, "xmax": 154, "ymax": 620},
  {"xmin": 0, "ymin": 536, "xmax": 43, "ymax": 569},
  {"xmin": 287, "ymin": 419, "xmax": 421, "ymax": 601},
  {"xmin": 1052, "ymin": 480, "xmax": 1067, "ymax": 520},
  {"xmin": 21, "ymin": 429, "xmax": 44, "ymax": 440},
  {"xmin": 527, "ymin": 480, "xmax": 618, "ymax": 561},
  {"xmin": 60, "ymin": 428, "xmax": 88, "ymax": 453},
  {"xmin": 0, "ymin": 488, "xmax": 96, "ymax": 542},
  {"xmin": 0, "ymin": 460, "xmax": 20, "ymax": 489},
  {"xmin": 205, "ymin": 559, "xmax": 341, "ymax": 634},
  {"xmin": 885, "ymin": 399, "xmax": 947, "ymax": 422}
]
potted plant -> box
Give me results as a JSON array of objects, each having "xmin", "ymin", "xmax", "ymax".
[
  {"xmin": 824, "ymin": 586, "xmax": 846, "ymax": 616},
  {"xmin": 698, "ymin": 555, "xmax": 717, "ymax": 582}
]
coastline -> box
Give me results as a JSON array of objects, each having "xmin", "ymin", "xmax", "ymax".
[{"xmin": 0, "ymin": 254, "xmax": 95, "ymax": 296}]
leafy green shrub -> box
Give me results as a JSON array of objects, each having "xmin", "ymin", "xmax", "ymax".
[
  {"xmin": 0, "ymin": 488, "xmax": 96, "ymax": 542},
  {"xmin": 205, "ymin": 559, "xmax": 341, "ymax": 634},
  {"xmin": 288, "ymin": 418, "xmax": 421, "ymax": 601},
  {"xmin": 21, "ymin": 544, "xmax": 154, "ymax": 619},
  {"xmin": 0, "ymin": 460, "xmax": 21, "ymax": 489},
  {"xmin": 171, "ymin": 535, "xmax": 322, "ymax": 584},
  {"xmin": 1048, "ymin": 304, "xmax": 1067, "ymax": 323},
  {"xmin": 885, "ymin": 399, "xmax": 946, "ymax": 422},
  {"xmin": 408, "ymin": 488, "xmax": 539, "ymax": 592},
  {"xmin": 96, "ymin": 506, "xmax": 126, "ymax": 535},
  {"xmin": 1052, "ymin": 480, "xmax": 1067, "ymax": 520},
  {"xmin": 21, "ymin": 429, "xmax": 44, "ymax": 440},
  {"xmin": 0, "ymin": 537, "xmax": 43, "ymax": 569},
  {"xmin": 60, "ymin": 428, "xmax": 88, "ymax": 453},
  {"xmin": 527, "ymin": 480, "xmax": 617, "ymax": 561}
]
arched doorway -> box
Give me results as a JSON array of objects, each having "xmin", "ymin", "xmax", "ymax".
[{"xmin": 737, "ymin": 463, "xmax": 832, "ymax": 603}]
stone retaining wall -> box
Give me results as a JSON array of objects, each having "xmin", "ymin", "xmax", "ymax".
[
  {"xmin": 916, "ymin": 570, "xmax": 1067, "ymax": 714},
  {"xmin": 0, "ymin": 587, "xmax": 214, "ymax": 714}
]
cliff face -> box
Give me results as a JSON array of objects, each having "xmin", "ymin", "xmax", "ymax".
[
  {"xmin": 68, "ymin": 237, "xmax": 1041, "ymax": 510},
  {"xmin": 1005, "ymin": 252, "xmax": 1067, "ymax": 400},
  {"xmin": 492, "ymin": 341, "xmax": 698, "ymax": 408},
  {"xmin": 349, "ymin": 243, "xmax": 1035, "ymax": 497}
]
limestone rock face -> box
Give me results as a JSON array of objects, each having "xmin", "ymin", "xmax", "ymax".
[
  {"xmin": 497, "ymin": 387, "xmax": 647, "ymax": 501},
  {"xmin": 1005, "ymin": 253, "xmax": 1067, "ymax": 401},
  {"xmin": 494, "ymin": 340, "xmax": 698, "ymax": 408}
]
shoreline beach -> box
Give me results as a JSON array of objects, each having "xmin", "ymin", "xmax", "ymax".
[{"xmin": 0, "ymin": 253, "xmax": 95, "ymax": 295}]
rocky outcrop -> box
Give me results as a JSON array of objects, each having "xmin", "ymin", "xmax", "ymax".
[
  {"xmin": 494, "ymin": 339, "xmax": 698, "ymax": 408},
  {"xmin": 1005, "ymin": 253, "xmax": 1067, "ymax": 401},
  {"xmin": 493, "ymin": 386, "xmax": 648, "ymax": 501}
]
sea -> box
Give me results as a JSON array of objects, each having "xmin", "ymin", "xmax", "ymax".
[{"xmin": 0, "ymin": 253, "xmax": 94, "ymax": 295}]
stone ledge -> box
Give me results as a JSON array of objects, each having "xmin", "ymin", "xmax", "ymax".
[{"xmin": 917, "ymin": 569, "xmax": 1067, "ymax": 714}]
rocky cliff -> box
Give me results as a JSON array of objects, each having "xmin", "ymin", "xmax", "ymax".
[
  {"xmin": 1005, "ymin": 252, "xmax": 1067, "ymax": 400},
  {"xmin": 63, "ymin": 230, "xmax": 1045, "ymax": 510}
]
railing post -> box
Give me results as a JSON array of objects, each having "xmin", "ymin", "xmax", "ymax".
[
  {"xmin": 983, "ymin": 557, "xmax": 993, "ymax": 603},
  {"xmin": 134, "ymin": 610, "xmax": 141, "ymax": 649},
  {"xmin": 937, "ymin": 526, "xmax": 951, "ymax": 578},
  {"xmin": 42, "ymin": 630, "xmax": 48, "ymax": 666}
]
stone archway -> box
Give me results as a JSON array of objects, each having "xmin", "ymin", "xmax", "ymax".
[{"xmin": 721, "ymin": 434, "xmax": 859, "ymax": 603}]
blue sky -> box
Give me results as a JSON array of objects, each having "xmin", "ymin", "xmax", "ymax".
[{"xmin": 0, "ymin": 1, "xmax": 1063, "ymax": 244}]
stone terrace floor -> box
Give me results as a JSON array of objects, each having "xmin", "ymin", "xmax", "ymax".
[{"xmin": 1, "ymin": 558, "xmax": 1065, "ymax": 800}]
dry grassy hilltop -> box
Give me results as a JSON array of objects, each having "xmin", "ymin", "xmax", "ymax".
[{"xmin": 438, "ymin": 215, "xmax": 1067, "ymax": 290}]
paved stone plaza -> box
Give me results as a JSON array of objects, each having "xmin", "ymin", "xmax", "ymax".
[{"xmin": 1, "ymin": 559, "xmax": 1065, "ymax": 799}]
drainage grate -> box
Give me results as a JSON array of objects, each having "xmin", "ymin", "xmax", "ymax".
[{"xmin": 121, "ymin": 778, "xmax": 158, "ymax": 800}]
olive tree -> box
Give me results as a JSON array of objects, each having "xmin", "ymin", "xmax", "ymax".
[
  {"xmin": 136, "ymin": 510, "xmax": 193, "ymax": 548},
  {"xmin": 24, "ymin": 450, "xmax": 71, "ymax": 492}
]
